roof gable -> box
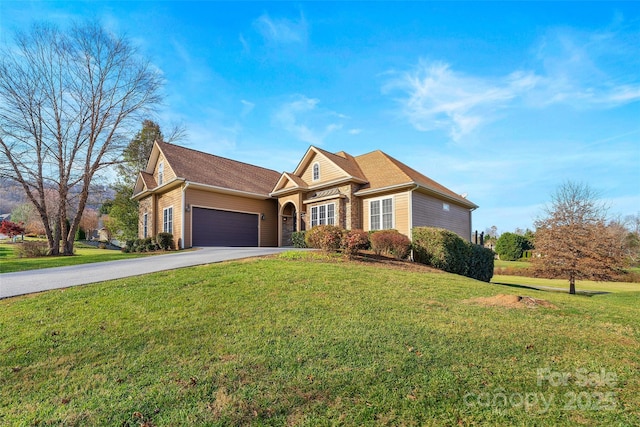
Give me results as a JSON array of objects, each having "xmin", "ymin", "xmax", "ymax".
[
  {"xmin": 137, "ymin": 141, "xmax": 280, "ymax": 196},
  {"xmin": 354, "ymin": 150, "xmax": 476, "ymax": 207}
]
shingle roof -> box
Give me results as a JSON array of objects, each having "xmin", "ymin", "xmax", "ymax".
[
  {"xmin": 354, "ymin": 150, "xmax": 474, "ymax": 206},
  {"xmin": 156, "ymin": 141, "xmax": 280, "ymax": 195},
  {"xmin": 312, "ymin": 146, "xmax": 367, "ymax": 181},
  {"xmin": 140, "ymin": 171, "xmax": 157, "ymax": 189}
]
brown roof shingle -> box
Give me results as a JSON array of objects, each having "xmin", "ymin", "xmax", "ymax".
[
  {"xmin": 156, "ymin": 141, "xmax": 280, "ymax": 195},
  {"xmin": 354, "ymin": 150, "xmax": 475, "ymax": 206}
]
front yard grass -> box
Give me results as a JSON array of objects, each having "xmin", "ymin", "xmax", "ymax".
[
  {"xmin": 0, "ymin": 241, "xmax": 150, "ymax": 273},
  {"xmin": 1, "ymin": 254, "xmax": 638, "ymax": 425}
]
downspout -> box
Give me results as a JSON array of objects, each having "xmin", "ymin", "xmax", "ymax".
[
  {"xmin": 409, "ymin": 184, "xmax": 419, "ymax": 261},
  {"xmin": 181, "ymin": 182, "xmax": 190, "ymax": 249}
]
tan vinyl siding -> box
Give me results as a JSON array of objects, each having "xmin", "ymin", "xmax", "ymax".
[
  {"xmin": 153, "ymin": 153, "xmax": 177, "ymax": 184},
  {"xmin": 301, "ymin": 153, "xmax": 348, "ymax": 185},
  {"xmin": 156, "ymin": 187, "xmax": 183, "ymax": 248},
  {"xmin": 412, "ymin": 191, "xmax": 472, "ymax": 240},
  {"xmin": 185, "ymin": 188, "xmax": 278, "ymax": 247},
  {"xmin": 362, "ymin": 191, "xmax": 410, "ymax": 237}
]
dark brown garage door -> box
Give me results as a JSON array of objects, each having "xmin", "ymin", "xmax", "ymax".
[{"xmin": 192, "ymin": 208, "xmax": 259, "ymax": 246}]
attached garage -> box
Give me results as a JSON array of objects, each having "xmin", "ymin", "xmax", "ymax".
[{"xmin": 192, "ymin": 207, "xmax": 259, "ymax": 246}]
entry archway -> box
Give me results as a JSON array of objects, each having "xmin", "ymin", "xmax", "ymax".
[{"xmin": 280, "ymin": 202, "xmax": 297, "ymax": 246}]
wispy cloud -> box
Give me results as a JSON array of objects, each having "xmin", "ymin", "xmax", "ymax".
[
  {"xmin": 253, "ymin": 12, "xmax": 308, "ymax": 45},
  {"xmin": 383, "ymin": 61, "xmax": 537, "ymax": 140},
  {"xmin": 272, "ymin": 95, "xmax": 345, "ymax": 145},
  {"xmin": 240, "ymin": 100, "xmax": 255, "ymax": 117},
  {"xmin": 386, "ymin": 26, "xmax": 640, "ymax": 140}
]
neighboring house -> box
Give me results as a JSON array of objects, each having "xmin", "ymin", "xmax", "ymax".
[{"xmin": 133, "ymin": 142, "xmax": 478, "ymax": 248}]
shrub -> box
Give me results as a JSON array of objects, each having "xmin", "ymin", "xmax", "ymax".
[
  {"xmin": 341, "ymin": 229, "xmax": 369, "ymax": 258},
  {"xmin": 15, "ymin": 241, "xmax": 50, "ymax": 258},
  {"xmin": 468, "ymin": 244, "xmax": 495, "ymax": 282},
  {"xmin": 291, "ymin": 231, "xmax": 307, "ymax": 248},
  {"xmin": 370, "ymin": 230, "xmax": 411, "ymax": 260},
  {"xmin": 412, "ymin": 227, "xmax": 471, "ymax": 276},
  {"xmin": 304, "ymin": 225, "xmax": 343, "ymax": 252},
  {"xmin": 412, "ymin": 227, "xmax": 494, "ymax": 282},
  {"xmin": 156, "ymin": 232, "xmax": 175, "ymax": 251},
  {"xmin": 98, "ymin": 242, "xmax": 107, "ymax": 249}
]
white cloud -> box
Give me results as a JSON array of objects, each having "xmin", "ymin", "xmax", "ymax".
[
  {"xmin": 386, "ymin": 27, "xmax": 640, "ymax": 140},
  {"xmin": 349, "ymin": 128, "xmax": 363, "ymax": 135},
  {"xmin": 272, "ymin": 95, "xmax": 345, "ymax": 145},
  {"xmin": 253, "ymin": 12, "xmax": 308, "ymax": 45},
  {"xmin": 384, "ymin": 61, "xmax": 537, "ymax": 140},
  {"xmin": 240, "ymin": 100, "xmax": 255, "ymax": 117}
]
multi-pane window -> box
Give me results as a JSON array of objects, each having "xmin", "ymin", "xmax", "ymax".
[
  {"xmin": 163, "ymin": 207, "xmax": 173, "ymax": 234},
  {"xmin": 310, "ymin": 203, "xmax": 335, "ymax": 227},
  {"xmin": 158, "ymin": 162, "xmax": 164, "ymax": 185},
  {"xmin": 143, "ymin": 213, "xmax": 148, "ymax": 238},
  {"xmin": 312, "ymin": 162, "xmax": 320, "ymax": 181},
  {"xmin": 370, "ymin": 197, "xmax": 393, "ymax": 230}
]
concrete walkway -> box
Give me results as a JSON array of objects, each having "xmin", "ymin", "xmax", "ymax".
[{"xmin": 0, "ymin": 247, "xmax": 297, "ymax": 299}]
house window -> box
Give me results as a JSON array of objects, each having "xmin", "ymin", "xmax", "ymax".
[
  {"xmin": 370, "ymin": 197, "xmax": 393, "ymax": 231},
  {"xmin": 312, "ymin": 162, "xmax": 320, "ymax": 181},
  {"xmin": 143, "ymin": 213, "xmax": 148, "ymax": 238},
  {"xmin": 163, "ymin": 207, "xmax": 173, "ymax": 234},
  {"xmin": 158, "ymin": 162, "xmax": 164, "ymax": 186},
  {"xmin": 310, "ymin": 203, "xmax": 335, "ymax": 227},
  {"xmin": 443, "ymin": 203, "xmax": 450, "ymax": 212}
]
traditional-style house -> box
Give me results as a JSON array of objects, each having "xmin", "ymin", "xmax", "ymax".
[{"xmin": 133, "ymin": 142, "xmax": 477, "ymax": 248}]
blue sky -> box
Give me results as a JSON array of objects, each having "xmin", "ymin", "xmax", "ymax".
[{"xmin": 2, "ymin": 1, "xmax": 639, "ymax": 233}]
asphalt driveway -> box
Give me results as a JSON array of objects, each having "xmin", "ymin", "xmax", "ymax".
[{"xmin": 0, "ymin": 247, "xmax": 296, "ymax": 299}]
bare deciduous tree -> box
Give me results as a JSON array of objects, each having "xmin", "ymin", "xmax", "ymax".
[
  {"xmin": 532, "ymin": 181, "xmax": 625, "ymax": 294},
  {"xmin": 0, "ymin": 21, "xmax": 162, "ymax": 255}
]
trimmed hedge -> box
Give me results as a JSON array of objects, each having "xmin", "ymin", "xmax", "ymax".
[
  {"xmin": 304, "ymin": 225, "xmax": 343, "ymax": 252},
  {"xmin": 412, "ymin": 227, "xmax": 494, "ymax": 282},
  {"xmin": 156, "ymin": 232, "xmax": 175, "ymax": 251},
  {"xmin": 341, "ymin": 229, "xmax": 369, "ymax": 258},
  {"xmin": 468, "ymin": 244, "xmax": 495, "ymax": 282},
  {"xmin": 291, "ymin": 231, "xmax": 307, "ymax": 248},
  {"xmin": 370, "ymin": 230, "xmax": 411, "ymax": 260}
]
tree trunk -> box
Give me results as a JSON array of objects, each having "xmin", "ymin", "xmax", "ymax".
[{"xmin": 569, "ymin": 274, "xmax": 576, "ymax": 295}]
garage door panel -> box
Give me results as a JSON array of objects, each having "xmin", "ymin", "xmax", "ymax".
[{"xmin": 193, "ymin": 208, "xmax": 258, "ymax": 246}]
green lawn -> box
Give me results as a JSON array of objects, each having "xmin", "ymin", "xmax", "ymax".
[
  {"xmin": 0, "ymin": 241, "xmax": 151, "ymax": 273},
  {"xmin": 1, "ymin": 253, "xmax": 638, "ymax": 425}
]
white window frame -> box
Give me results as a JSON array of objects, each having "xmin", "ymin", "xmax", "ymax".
[
  {"xmin": 443, "ymin": 202, "xmax": 450, "ymax": 212},
  {"xmin": 143, "ymin": 213, "xmax": 148, "ymax": 238},
  {"xmin": 163, "ymin": 206, "xmax": 173, "ymax": 234},
  {"xmin": 369, "ymin": 197, "xmax": 394, "ymax": 231},
  {"xmin": 310, "ymin": 202, "xmax": 335, "ymax": 227},
  {"xmin": 158, "ymin": 161, "xmax": 164, "ymax": 186},
  {"xmin": 312, "ymin": 162, "xmax": 320, "ymax": 181}
]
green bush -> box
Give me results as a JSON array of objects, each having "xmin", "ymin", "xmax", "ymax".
[
  {"xmin": 412, "ymin": 227, "xmax": 494, "ymax": 282},
  {"xmin": 341, "ymin": 229, "xmax": 369, "ymax": 258},
  {"xmin": 291, "ymin": 231, "xmax": 307, "ymax": 248},
  {"xmin": 156, "ymin": 232, "xmax": 175, "ymax": 251},
  {"xmin": 370, "ymin": 230, "xmax": 411, "ymax": 259},
  {"xmin": 468, "ymin": 244, "xmax": 495, "ymax": 282},
  {"xmin": 495, "ymin": 232, "xmax": 531, "ymax": 261},
  {"xmin": 412, "ymin": 227, "xmax": 470, "ymax": 276},
  {"xmin": 14, "ymin": 241, "xmax": 50, "ymax": 258},
  {"xmin": 304, "ymin": 225, "xmax": 343, "ymax": 252}
]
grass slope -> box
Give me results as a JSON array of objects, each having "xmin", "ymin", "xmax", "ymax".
[{"xmin": 1, "ymin": 255, "xmax": 638, "ymax": 426}]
